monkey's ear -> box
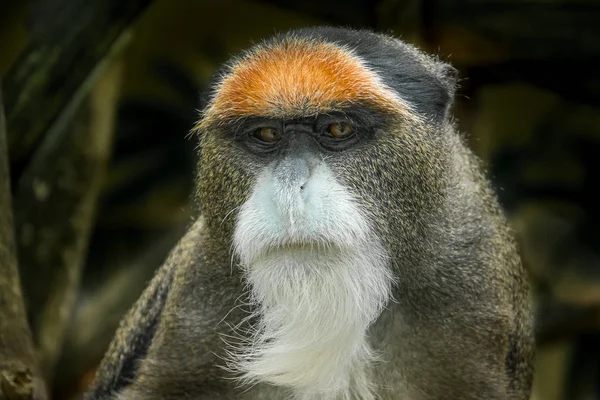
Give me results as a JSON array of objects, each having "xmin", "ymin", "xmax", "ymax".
[
  {"xmin": 383, "ymin": 41, "xmax": 460, "ymax": 124},
  {"xmin": 432, "ymin": 61, "xmax": 459, "ymax": 123}
]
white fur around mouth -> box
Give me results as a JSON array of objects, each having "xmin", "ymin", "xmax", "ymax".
[{"xmin": 229, "ymin": 164, "xmax": 393, "ymax": 400}]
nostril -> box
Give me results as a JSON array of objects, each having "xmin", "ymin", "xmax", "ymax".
[{"xmin": 300, "ymin": 185, "xmax": 305, "ymax": 190}]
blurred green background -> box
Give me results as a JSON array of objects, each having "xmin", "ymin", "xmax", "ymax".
[{"xmin": 1, "ymin": 1, "xmax": 599, "ymax": 399}]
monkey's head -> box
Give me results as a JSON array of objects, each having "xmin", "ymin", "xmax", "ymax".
[
  {"xmin": 194, "ymin": 27, "xmax": 460, "ymax": 392},
  {"xmin": 195, "ymin": 27, "xmax": 457, "ymax": 267}
]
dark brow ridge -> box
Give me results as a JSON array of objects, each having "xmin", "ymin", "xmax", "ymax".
[{"xmin": 214, "ymin": 102, "xmax": 392, "ymax": 131}]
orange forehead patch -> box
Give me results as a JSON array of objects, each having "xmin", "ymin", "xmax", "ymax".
[{"xmin": 201, "ymin": 38, "xmax": 411, "ymax": 124}]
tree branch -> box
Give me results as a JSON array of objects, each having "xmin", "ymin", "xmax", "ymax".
[{"xmin": 3, "ymin": 0, "xmax": 153, "ymax": 181}]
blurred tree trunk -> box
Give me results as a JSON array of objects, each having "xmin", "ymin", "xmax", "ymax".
[
  {"xmin": 0, "ymin": 85, "xmax": 47, "ymax": 400},
  {"xmin": 13, "ymin": 56, "xmax": 125, "ymax": 383},
  {"xmin": 0, "ymin": 0, "xmax": 152, "ymax": 387}
]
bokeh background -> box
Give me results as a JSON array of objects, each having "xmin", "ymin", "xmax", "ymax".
[{"xmin": 1, "ymin": 1, "xmax": 599, "ymax": 399}]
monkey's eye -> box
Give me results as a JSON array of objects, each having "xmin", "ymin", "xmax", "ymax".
[
  {"xmin": 327, "ymin": 122, "xmax": 354, "ymax": 138},
  {"xmin": 253, "ymin": 127, "xmax": 282, "ymax": 143}
]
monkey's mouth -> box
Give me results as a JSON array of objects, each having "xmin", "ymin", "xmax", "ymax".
[
  {"xmin": 279, "ymin": 240, "xmax": 339, "ymax": 251},
  {"xmin": 258, "ymin": 239, "xmax": 345, "ymax": 258}
]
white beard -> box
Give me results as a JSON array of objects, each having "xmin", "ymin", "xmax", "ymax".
[{"xmin": 230, "ymin": 163, "xmax": 393, "ymax": 400}]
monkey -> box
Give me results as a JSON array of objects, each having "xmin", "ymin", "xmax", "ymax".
[{"xmin": 85, "ymin": 26, "xmax": 534, "ymax": 400}]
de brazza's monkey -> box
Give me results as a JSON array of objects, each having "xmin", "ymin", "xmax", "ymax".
[{"xmin": 86, "ymin": 26, "xmax": 534, "ymax": 400}]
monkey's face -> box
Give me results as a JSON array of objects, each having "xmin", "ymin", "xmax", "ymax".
[{"xmin": 196, "ymin": 35, "xmax": 449, "ymax": 264}]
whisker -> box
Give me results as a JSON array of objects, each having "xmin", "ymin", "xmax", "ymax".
[{"xmin": 221, "ymin": 206, "xmax": 242, "ymax": 227}]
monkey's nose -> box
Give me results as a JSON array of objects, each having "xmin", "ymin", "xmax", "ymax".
[{"xmin": 274, "ymin": 156, "xmax": 310, "ymax": 191}]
